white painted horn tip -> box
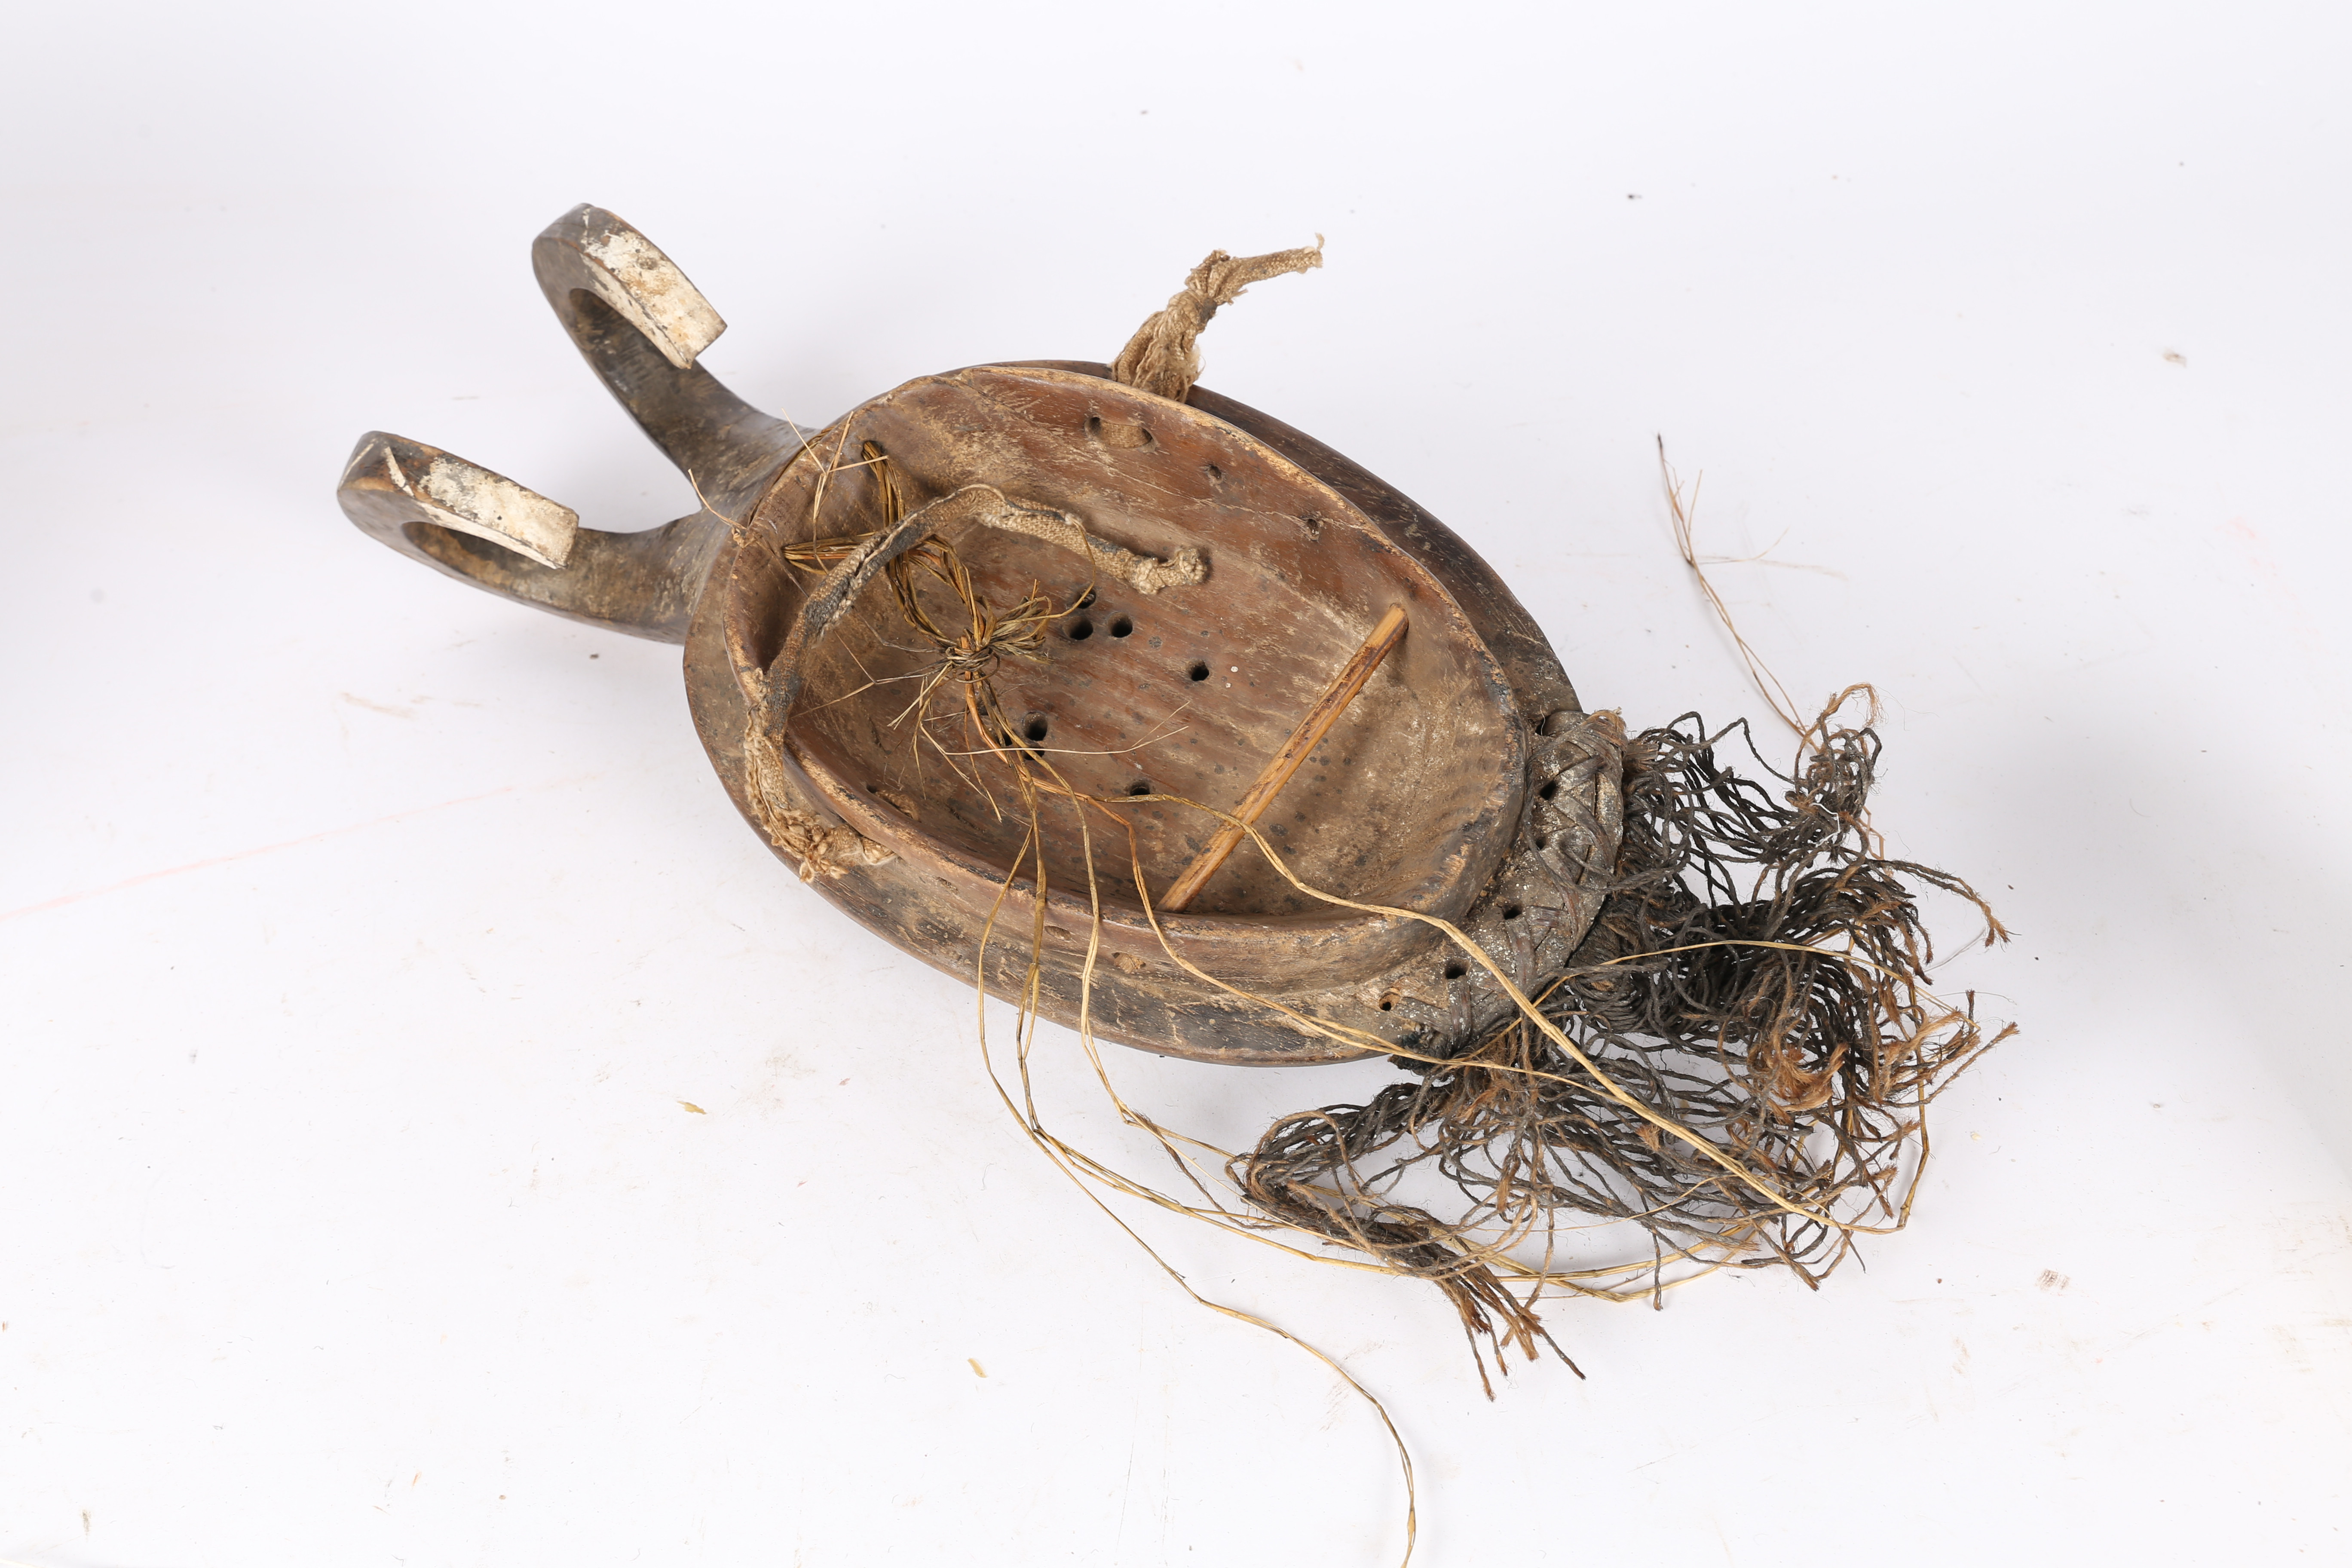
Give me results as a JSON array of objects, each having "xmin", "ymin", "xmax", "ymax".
[
  {"xmin": 352, "ymin": 432, "xmax": 580, "ymax": 570},
  {"xmin": 566, "ymin": 205, "xmax": 727, "ymax": 370}
]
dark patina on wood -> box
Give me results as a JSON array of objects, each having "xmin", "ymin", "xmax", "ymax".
[{"xmin": 338, "ymin": 204, "xmax": 1623, "ymax": 1066}]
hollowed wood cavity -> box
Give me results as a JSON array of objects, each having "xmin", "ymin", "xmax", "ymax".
[{"xmin": 732, "ymin": 368, "xmax": 1522, "ymax": 935}]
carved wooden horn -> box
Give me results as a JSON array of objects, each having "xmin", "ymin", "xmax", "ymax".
[{"xmin": 335, "ymin": 204, "xmax": 802, "ymax": 642}]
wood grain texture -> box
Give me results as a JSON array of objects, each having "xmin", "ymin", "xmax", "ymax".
[
  {"xmin": 340, "ymin": 207, "xmax": 1625, "ymax": 1065},
  {"xmin": 1160, "ymin": 604, "xmax": 1409, "ymax": 912}
]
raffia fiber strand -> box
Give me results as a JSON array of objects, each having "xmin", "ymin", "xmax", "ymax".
[
  {"xmin": 1234, "ymin": 695, "xmax": 2011, "ymax": 1391},
  {"xmin": 787, "ymin": 432, "xmax": 2009, "ymax": 1396},
  {"xmin": 742, "ymin": 260, "xmax": 2015, "ymax": 1562}
]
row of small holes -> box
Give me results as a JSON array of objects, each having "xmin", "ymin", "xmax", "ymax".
[
  {"xmin": 1379, "ymin": 897, "xmax": 1536, "ymax": 1021},
  {"xmin": 1040, "ymin": 595, "xmax": 1212, "ymax": 764},
  {"xmin": 1066, "ymin": 614, "xmax": 1135, "ymax": 640},
  {"xmin": 1529, "ymin": 773, "xmax": 1562, "ymax": 851}
]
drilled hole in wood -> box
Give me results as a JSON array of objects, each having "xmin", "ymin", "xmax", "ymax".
[
  {"xmin": 1378, "ymin": 995, "xmax": 1396, "ymax": 1012},
  {"xmin": 1024, "ymin": 717, "xmax": 1050, "ymax": 744},
  {"xmin": 1086, "ymin": 413, "xmax": 1152, "ymax": 449},
  {"xmin": 1109, "ymin": 615, "xmax": 1133, "ymax": 638},
  {"xmin": 1127, "ymin": 781, "xmax": 1152, "ymax": 796},
  {"xmin": 1443, "ymin": 961, "xmax": 1468, "ymax": 980},
  {"xmin": 1075, "ymin": 588, "xmax": 1096, "ymax": 609},
  {"xmin": 1299, "ymin": 512, "xmax": 1322, "ymax": 539},
  {"xmin": 1068, "ymin": 617, "xmax": 1094, "ymax": 640},
  {"xmin": 1188, "ymin": 662, "xmax": 1210, "ymax": 682},
  {"xmin": 1537, "ymin": 778, "xmax": 1559, "ymax": 801},
  {"xmin": 1502, "ymin": 904, "xmax": 1523, "ymax": 921},
  {"xmin": 1204, "ymin": 462, "xmax": 1224, "ymax": 483}
]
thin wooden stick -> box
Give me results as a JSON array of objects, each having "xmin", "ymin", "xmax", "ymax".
[{"xmin": 1160, "ymin": 603, "xmax": 1409, "ymax": 912}]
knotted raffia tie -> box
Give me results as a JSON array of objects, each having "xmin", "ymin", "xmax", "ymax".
[{"xmin": 1112, "ymin": 240, "xmax": 1326, "ymax": 402}]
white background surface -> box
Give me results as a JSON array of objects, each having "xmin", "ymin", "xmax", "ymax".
[{"xmin": 6, "ymin": 3, "xmax": 2350, "ymax": 1564}]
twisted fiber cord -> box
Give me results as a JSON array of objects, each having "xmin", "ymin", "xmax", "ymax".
[
  {"xmin": 1112, "ymin": 241, "xmax": 1325, "ymax": 402},
  {"xmin": 1237, "ymin": 700, "xmax": 2011, "ymax": 1386}
]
